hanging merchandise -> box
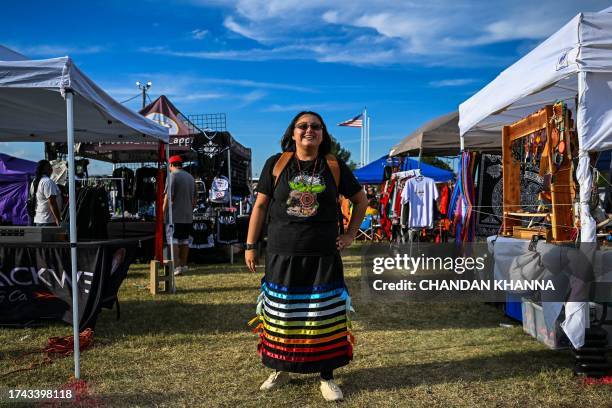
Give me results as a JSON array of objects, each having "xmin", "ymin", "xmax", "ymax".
[
  {"xmin": 449, "ymin": 152, "xmax": 477, "ymax": 243},
  {"xmin": 50, "ymin": 159, "xmax": 68, "ymax": 186},
  {"xmin": 134, "ymin": 167, "xmax": 158, "ymax": 203},
  {"xmin": 402, "ymin": 175, "xmax": 439, "ymax": 229},
  {"xmin": 216, "ymin": 209, "xmax": 237, "ymax": 243},
  {"xmin": 62, "ymin": 185, "xmax": 111, "ymax": 240},
  {"xmin": 210, "ymin": 175, "xmax": 230, "ymax": 204},
  {"xmin": 112, "ymin": 167, "xmax": 136, "ymax": 213},
  {"xmin": 191, "ymin": 216, "xmax": 215, "ymax": 249}
]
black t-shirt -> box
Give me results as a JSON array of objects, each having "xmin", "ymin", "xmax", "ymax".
[{"xmin": 257, "ymin": 153, "xmax": 362, "ymax": 255}]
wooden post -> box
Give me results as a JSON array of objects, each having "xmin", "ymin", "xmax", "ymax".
[{"xmin": 150, "ymin": 260, "xmax": 173, "ymax": 294}]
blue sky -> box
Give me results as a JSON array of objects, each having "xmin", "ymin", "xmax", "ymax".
[{"xmin": 1, "ymin": 0, "xmax": 609, "ymax": 176}]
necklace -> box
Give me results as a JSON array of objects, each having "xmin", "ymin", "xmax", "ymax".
[
  {"xmin": 295, "ymin": 156, "xmax": 319, "ymax": 184},
  {"xmin": 294, "ymin": 156, "xmax": 319, "ymax": 209}
]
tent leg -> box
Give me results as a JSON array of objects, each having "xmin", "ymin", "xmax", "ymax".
[
  {"xmin": 66, "ymin": 91, "xmax": 81, "ymax": 379},
  {"xmin": 166, "ymin": 143, "xmax": 175, "ymax": 293}
]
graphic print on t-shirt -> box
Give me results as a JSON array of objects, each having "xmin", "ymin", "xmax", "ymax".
[{"xmin": 286, "ymin": 173, "xmax": 326, "ymax": 217}]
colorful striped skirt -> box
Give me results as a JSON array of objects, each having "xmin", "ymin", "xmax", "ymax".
[{"xmin": 250, "ymin": 253, "xmax": 354, "ymax": 373}]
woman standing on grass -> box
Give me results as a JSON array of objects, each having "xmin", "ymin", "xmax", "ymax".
[{"xmin": 245, "ymin": 111, "xmax": 367, "ymax": 402}]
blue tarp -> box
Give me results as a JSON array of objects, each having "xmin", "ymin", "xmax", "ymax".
[
  {"xmin": 0, "ymin": 153, "xmax": 37, "ymax": 225},
  {"xmin": 354, "ymin": 155, "xmax": 455, "ymax": 184}
]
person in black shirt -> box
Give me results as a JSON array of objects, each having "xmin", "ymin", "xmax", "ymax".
[{"xmin": 246, "ymin": 111, "xmax": 367, "ymax": 402}]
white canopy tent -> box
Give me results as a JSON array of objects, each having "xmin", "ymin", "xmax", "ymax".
[
  {"xmin": 0, "ymin": 49, "xmax": 169, "ymax": 378},
  {"xmin": 459, "ymin": 8, "xmax": 612, "ymax": 348}
]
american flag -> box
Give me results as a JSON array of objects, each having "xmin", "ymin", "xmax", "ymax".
[{"xmin": 338, "ymin": 114, "xmax": 363, "ymax": 127}]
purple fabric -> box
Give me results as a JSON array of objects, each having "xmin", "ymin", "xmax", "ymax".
[
  {"xmin": 0, "ymin": 153, "xmax": 37, "ymax": 225},
  {"xmin": 0, "ymin": 153, "xmax": 37, "ymax": 175}
]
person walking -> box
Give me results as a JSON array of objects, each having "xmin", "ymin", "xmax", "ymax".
[
  {"xmin": 246, "ymin": 111, "xmax": 367, "ymax": 401},
  {"xmin": 30, "ymin": 160, "xmax": 62, "ymax": 227},
  {"xmin": 164, "ymin": 155, "xmax": 196, "ymax": 276}
]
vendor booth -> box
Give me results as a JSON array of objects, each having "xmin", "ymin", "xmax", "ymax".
[
  {"xmin": 354, "ymin": 155, "xmax": 455, "ymax": 184},
  {"xmin": 0, "ymin": 153, "xmax": 36, "ymax": 225},
  {"xmin": 0, "ymin": 47, "xmax": 169, "ymax": 378},
  {"xmin": 459, "ymin": 8, "xmax": 612, "ymax": 356}
]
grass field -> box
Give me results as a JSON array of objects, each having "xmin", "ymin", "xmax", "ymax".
[{"xmin": 1, "ymin": 246, "xmax": 611, "ymax": 407}]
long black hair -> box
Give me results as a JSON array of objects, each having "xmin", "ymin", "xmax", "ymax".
[
  {"xmin": 32, "ymin": 160, "xmax": 51, "ymax": 195},
  {"xmin": 280, "ymin": 111, "xmax": 332, "ymax": 156}
]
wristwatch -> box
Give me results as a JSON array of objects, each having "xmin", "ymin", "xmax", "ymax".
[{"xmin": 245, "ymin": 243, "xmax": 258, "ymax": 250}]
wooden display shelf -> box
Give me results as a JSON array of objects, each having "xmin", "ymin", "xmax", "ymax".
[
  {"xmin": 502, "ymin": 104, "xmax": 574, "ymax": 242},
  {"xmin": 512, "ymin": 226, "xmax": 552, "ymax": 241}
]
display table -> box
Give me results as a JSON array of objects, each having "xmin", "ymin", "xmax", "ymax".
[
  {"xmin": 0, "ymin": 237, "xmax": 144, "ymax": 330},
  {"xmin": 487, "ymin": 235, "xmax": 612, "ymax": 348}
]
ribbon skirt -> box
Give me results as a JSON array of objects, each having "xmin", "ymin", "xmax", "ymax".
[{"xmin": 250, "ymin": 253, "xmax": 354, "ymax": 373}]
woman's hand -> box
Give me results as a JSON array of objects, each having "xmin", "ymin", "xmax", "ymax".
[
  {"xmin": 336, "ymin": 234, "xmax": 354, "ymax": 251},
  {"xmin": 245, "ymin": 249, "xmax": 258, "ymax": 273}
]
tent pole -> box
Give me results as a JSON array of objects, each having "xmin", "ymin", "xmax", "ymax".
[
  {"xmin": 65, "ymin": 90, "xmax": 81, "ymax": 379},
  {"xmin": 228, "ymin": 148, "xmax": 234, "ymax": 264},
  {"xmin": 166, "ymin": 142, "xmax": 175, "ymax": 292},
  {"xmin": 418, "ymin": 147, "xmax": 423, "ymax": 170},
  {"xmin": 460, "ymin": 134, "xmax": 465, "ymax": 152}
]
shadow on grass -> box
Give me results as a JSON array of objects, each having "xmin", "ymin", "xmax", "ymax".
[
  {"xmin": 341, "ymin": 274, "xmax": 511, "ymax": 331},
  {"xmin": 96, "ymin": 300, "xmax": 255, "ymax": 336},
  {"xmin": 177, "ymin": 285, "xmax": 256, "ymax": 295},
  {"xmin": 99, "ymin": 391, "xmax": 184, "ymax": 406},
  {"xmin": 288, "ymin": 349, "xmax": 570, "ymax": 392}
]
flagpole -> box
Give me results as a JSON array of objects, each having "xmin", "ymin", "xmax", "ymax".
[
  {"xmin": 364, "ymin": 107, "xmax": 368, "ymax": 165},
  {"xmin": 367, "ymin": 114, "xmax": 370, "ymax": 164},
  {"xmin": 360, "ymin": 111, "xmax": 364, "ymax": 168},
  {"xmin": 363, "ymin": 107, "xmax": 367, "ymax": 167}
]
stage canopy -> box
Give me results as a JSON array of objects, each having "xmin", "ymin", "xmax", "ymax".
[
  {"xmin": 354, "ymin": 155, "xmax": 455, "ymax": 185},
  {"xmin": 390, "ymin": 112, "xmax": 501, "ymax": 157}
]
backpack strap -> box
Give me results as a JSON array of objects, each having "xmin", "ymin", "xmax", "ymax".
[
  {"xmin": 272, "ymin": 152, "xmax": 294, "ymax": 187},
  {"xmin": 325, "ymin": 154, "xmax": 340, "ymax": 190},
  {"xmin": 272, "ymin": 152, "xmax": 341, "ymax": 191}
]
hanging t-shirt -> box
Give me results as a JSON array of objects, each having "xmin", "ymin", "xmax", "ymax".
[
  {"xmin": 404, "ymin": 176, "xmax": 439, "ymax": 228},
  {"xmin": 256, "ymin": 153, "xmax": 362, "ymax": 256},
  {"xmin": 134, "ymin": 167, "xmax": 158, "ymax": 203},
  {"xmin": 209, "ymin": 176, "xmax": 230, "ymax": 204},
  {"xmin": 217, "ymin": 210, "xmax": 238, "ymax": 244}
]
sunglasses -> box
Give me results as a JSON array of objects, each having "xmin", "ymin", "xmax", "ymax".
[{"xmin": 295, "ymin": 122, "xmax": 323, "ymax": 131}]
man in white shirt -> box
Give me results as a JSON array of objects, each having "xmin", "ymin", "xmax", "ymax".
[{"xmin": 31, "ymin": 160, "xmax": 62, "ymax": 226}]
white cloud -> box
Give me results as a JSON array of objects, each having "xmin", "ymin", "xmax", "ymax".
[
  {"xmin": 262, "ymin": 102, "xmax": 356, "ymax": 112},
  {"xmin": 429, "ymin": 78, "xmax": 478, "ymax": 87},
  {"xmin": 191, "ymin": 29, "xmax": 209, "ymax": 40},
  {"xmin": 181, "ymin": 0, "xmax": 606, "ymax": 66},
  {"xmin": 223, "ymin": 16, "xmax": 262, "ymax": 41},
  {"xmin": 172, "ymin": 92, "xmax": 226, "ymax": 102}
]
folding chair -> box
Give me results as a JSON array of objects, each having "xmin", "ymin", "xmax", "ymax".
[{"xmin": 356, "ymin": 215, "xmax": 374, "ymax": 240}]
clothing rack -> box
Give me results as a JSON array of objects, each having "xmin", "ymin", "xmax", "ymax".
[{"xmin": 77, "ymin": 177, "xmax": 126, "ymax": 237}]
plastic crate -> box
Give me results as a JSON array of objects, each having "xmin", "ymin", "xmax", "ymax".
[{"xmin": 521, "ymin": 298, "xmax": 569, "ymax": 349}]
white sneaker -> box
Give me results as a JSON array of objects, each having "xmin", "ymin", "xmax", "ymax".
[
  {"xmin": 259, "ymin": 371, "xmax": 290, "ymax": 391},
  {"xmin": 320, "ymin": 380, "xmax": 343, "ymax": 401},
  {"xmin": 173, "ymin": 266, "xmax": 183, "ymax": 276}
]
